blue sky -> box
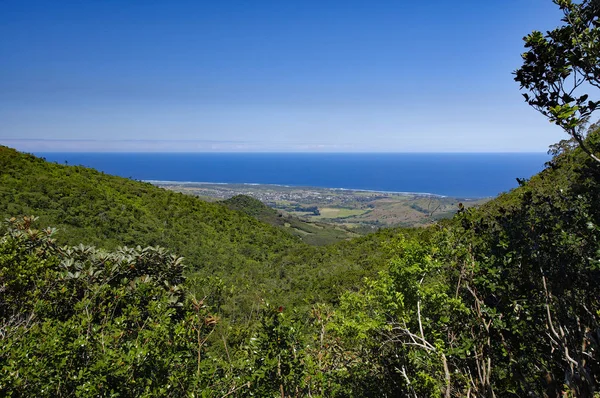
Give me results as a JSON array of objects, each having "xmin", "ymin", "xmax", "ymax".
[{"xmin": 1, "ymin": 0, "xmax": 568, "ymax": 152}]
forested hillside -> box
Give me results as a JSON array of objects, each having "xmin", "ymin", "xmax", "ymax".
[
  {"xmin": 1, "ymin": 129, "xmax": 599, "ymax": 396},
  {"xmin": 0, "ymin": 146, "xmax": 406, "ymax": 316},
  {"xmin": 0, "ymin": 146, "xmax": 299, "ymax": 260}
]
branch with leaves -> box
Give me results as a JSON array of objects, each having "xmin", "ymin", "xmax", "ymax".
[{"xmin": 515, "ymin": 0, "xmax": 600, "ymax": 163}]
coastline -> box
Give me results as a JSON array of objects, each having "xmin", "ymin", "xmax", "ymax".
[{"xmin": 144, "ymin": 180, "xmax": 473, "ymax": 199}]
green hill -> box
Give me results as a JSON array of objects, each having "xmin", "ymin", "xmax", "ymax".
[
  {"xmin": 0, "ymin": 146, "xmax": 399, "ymax": 315},
  {"xmin": 0, "ymin": 147, "xmax": 310, "ymax": 314},
  {"xmin": 222, "ymin": 194, "xmax": 360, "ymax": 245},
  {"xmin": 222, "ymin": 194, "xmax": 276, "ymax": 219},
  {"xmin": 0, "ymin": 147, "xmax": 301, "ymax": 264}
]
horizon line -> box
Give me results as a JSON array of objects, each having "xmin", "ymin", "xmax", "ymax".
[
  {"xmin": 1, "ymin": 139, "xmax": 550, "ymax": 154},
  {"xmin": 30, "ymin": 150, "xmax": 549, "ymax": 154}
]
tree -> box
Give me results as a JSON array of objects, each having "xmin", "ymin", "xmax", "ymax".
[
  {"xmin": 0, "ymin": 216, "xmax": 224, "ymax": 396},
  {"xmin": 514, "ymin": 0, "xmax": 600, "ymax": 163}
]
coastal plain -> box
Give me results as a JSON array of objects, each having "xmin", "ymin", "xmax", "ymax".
[{"xmin": 152, "ymin": 182, "xmax": 488, "ymax": 234}]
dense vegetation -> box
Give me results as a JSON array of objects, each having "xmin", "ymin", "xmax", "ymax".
[
  {"xmin": 326, "ymin": 130, "xmax": 600, "ymax": 396},
  {"xmin": 1, "ymin": 126, "xmax": 599, "ymax": 396},
  {"xmin": 222, "ymin": 194, "xmax": 359, "ymax": 246},
  {"xmin": 3, "ymin": 0, "xmax": 600, "ymax": 395},
  {"xmin": 0, "ymin": 146, "xmax": 410, "ymax": 318}
]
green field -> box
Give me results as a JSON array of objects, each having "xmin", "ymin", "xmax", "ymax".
[{"xmin": 313, "ymin": 207, "xmax": 370, "ymax": 219}]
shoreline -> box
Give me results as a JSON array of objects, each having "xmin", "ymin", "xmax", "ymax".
[{"xmin": 145, "ymin": 180, "xmax": 487, "ymax": 200}]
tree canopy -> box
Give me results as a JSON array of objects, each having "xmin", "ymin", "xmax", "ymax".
[{"xmin": 515, "ymin": 0, "xmax": 600, "ymax": 162}]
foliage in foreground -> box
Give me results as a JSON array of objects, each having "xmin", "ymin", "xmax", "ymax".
[
  {"xmin": 0, "ymin": 216, "xmax": 372, "ymax": 397},
  {"xmin": 515, "ymin": 0, "xmax": 600, "ymax": 163},
  {"xmin": 325, "ymin": 130, "xmax": 600, "ymax": 396},
  {"xmin": 0, "ymin": 217, "xmax": 222, "ymax": 396}
]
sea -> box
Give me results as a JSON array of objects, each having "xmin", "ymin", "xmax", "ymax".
[{"xmin": 35, "ymin": 152, "xmax": 550, "ymax": 198}]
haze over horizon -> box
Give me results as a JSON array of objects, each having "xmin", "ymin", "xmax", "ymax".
[{"xmin": 1, "ymin": 1, "xmax": 569, "ymax": 153}]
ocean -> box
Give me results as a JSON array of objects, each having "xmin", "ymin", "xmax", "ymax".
[{"xmin": 35, "ymin": 152, "xmax": 550, "ymax": 198}]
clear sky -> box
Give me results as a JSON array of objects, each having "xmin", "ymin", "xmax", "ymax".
[{"xmin": 1, "ymin": 0, "xmax": 569, "ymax": 152}]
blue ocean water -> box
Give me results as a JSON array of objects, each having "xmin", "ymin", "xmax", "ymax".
[{"xmin": 35, "ymin": 152, "xmax": 550, "ymax": 198}]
